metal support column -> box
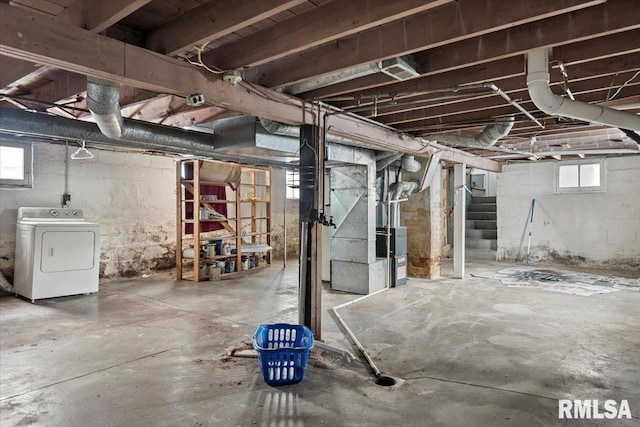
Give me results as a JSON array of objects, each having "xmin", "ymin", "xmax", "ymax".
[
  {"xmin": 298, "ymin": 124, "xmax": 323, "ymax": 339},
  {"xmin": 453, "ymin": 163, "xmax": 466, "ymax": 278}
]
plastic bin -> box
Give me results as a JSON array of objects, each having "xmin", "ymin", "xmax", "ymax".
[{"xmin": 252, "ymin": 323, "xmax": 314, "ymax": 385}]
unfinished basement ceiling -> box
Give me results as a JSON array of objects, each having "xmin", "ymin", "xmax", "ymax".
[{"xmin": 1, "ymin": 0, "xmax": 639, "ymax": 164}]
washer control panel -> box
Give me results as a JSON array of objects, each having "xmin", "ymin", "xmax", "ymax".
[{"xmin": 18, "ymin": 207, "xmax": 84, "ymax": 221}]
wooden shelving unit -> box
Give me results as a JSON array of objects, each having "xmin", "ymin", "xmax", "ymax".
[{"xmin": 176, "ymin": 160, "xmax": 271, "ymax": 282}]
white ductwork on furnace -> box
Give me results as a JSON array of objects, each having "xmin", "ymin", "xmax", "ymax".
[
  {"xmin": 427, "ymin": 116, "xmax": 515, "ymax": 149},
  {"xmin": 527, "ymin": 48, "xmax": 640, "ymax": 132},
  {"xmin": 389, "ymin": 180, "xmax": 420, "ymax": 201},
  {"xmin": 400, "ymin": 154, "xmax": 421, "ymax": 172}
]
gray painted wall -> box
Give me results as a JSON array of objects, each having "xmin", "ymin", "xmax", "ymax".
[{"xmin": 496, "ymin": 156, "xmax": 640, "ymax": 269}]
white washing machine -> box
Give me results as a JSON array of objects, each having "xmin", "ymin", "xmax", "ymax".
[{"xmin": 14, "ymin": 207, "xmax": 101, "ymax": 302}]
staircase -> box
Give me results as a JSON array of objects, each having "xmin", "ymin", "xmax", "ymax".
[{"xmin": 466, "ymin": 196, "xmax": 497, "ymax": 261}]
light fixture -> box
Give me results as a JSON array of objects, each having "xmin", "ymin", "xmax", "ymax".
[{"xmin": 223, "ymin": 70, "xmax": 242, "ymax": 85}]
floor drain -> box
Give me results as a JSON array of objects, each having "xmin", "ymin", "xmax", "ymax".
[{"xmin": 374, "ymin": 375, "xmax": 397, "ymax": 387}]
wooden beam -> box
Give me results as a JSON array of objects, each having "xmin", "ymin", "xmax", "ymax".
[
  {"xmin": 1, "ymin": 0, "xmax": 150, "ymax": 91},
  {"xmin": 394, "ymin": 85, "xmax": 640, "ymax": 134},
  {"xmin": 243, "ymin": 0, "xmax": 606, "ymax": 88},
  {"xmin": 301, "ymin": 0, "xmax": 640, "ymax": 100},
  {"xmin": 376, "ymin": 57, "xmax": 640, "ymax": 124},
  {"xmin": 0, "ymin": 3, "xmax": 501, "ymax": 172},
  {"xmin": 59, "ymin": 0, "xmax": 152, "ymax": 33},
  {"xmin": 202, "ymin": 0, "xmax": 452, "ymax": 69},
  {"xmin": 144, "ymin": 0, "xmax": 305, "ymax": 56}
]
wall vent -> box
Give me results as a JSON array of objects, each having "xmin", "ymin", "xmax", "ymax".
[{"xmin": 379, "ymin": 57, "xmax": 420, "ymax": 81}]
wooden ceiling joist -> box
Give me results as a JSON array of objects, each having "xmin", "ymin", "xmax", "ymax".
[
  {"xmin": 143, "ymin": 0, "xmax": 306, "ymax": 56},
  {"xmin": 243, "ymin": 0, "xmax": 606, "ymax": 89},
  {"xmin": 201, "ymin": 0, "xmax": 452, "ymax": 70},
  {"xmin": 0, "ymin": 3, "xmax": 501, "ymax": 172}
]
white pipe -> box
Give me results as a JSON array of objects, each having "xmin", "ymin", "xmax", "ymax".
[
  {"xmin": 400, "ymin": 155, "xmax": 421, "ymax": 172},
  {"xmin": 527, "ymin": 48, "xmax": 640, "ymax": 132},
  {"xmin": 389, "ymin": 180, "xmax": 420, "ymax": 201}
]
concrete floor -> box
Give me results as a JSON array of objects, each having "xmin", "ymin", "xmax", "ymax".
[{"xmin": 1, "ymin": 260, "xmax": 639, "ymax": 426}]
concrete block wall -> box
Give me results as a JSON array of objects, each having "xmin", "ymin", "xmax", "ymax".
[{"xmin": 496, "ymin": 156, "xmax": 640, "ymax": 269}]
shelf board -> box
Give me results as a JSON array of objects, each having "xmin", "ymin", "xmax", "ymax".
[{"xmin": 183, "ymin": 218, "xmax": 238, "ymax": 223}]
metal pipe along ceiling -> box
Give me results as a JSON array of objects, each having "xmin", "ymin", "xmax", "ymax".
[
  {"xmin": 527, "ymin": 48, "xmax": 640, "ymax": 132},
  {"xmin": 86, "ymin": 77, "xmax": 217, "ymax": 150},
  {"xmin": 0, "ymin": 108, "xmax": 291, "ymax": 168},
  {"xmin": 427, "ymin": 116, "xmax": 515, "ymax": 149}
]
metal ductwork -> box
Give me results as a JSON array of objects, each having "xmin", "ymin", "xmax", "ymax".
[
  {"xmin": 86, "ymin": 77, "xmax": 125, "ymax": 138},
  {"xmin": 427, "ymin": 117, "xmax": 515, "ymax": 149},
  {"xmin": 0, "ymin": 108, "xmax": 290, "ymax": 168},
  {"xmin": 259, "ymin": 118, "xmax": 364, "ymax": 148},
  {"xmin": 527, "ymin": 48, "xmax": 640, "ymax": 132},
  {"xmin": 86, "ymin": 77, "xmax": 220, "ymax": 152}
]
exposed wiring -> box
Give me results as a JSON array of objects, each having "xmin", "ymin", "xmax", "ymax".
[
  {"xmin": 193, "ymin": 42, "xmax": 225, "ymax": 74},
  {"xmin": 607, "ymin": 70, "xmax": 640, "ymax": 101}
]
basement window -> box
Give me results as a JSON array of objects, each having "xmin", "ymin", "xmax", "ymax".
[
  {"xmin": 0, "ymin": 140, "xmax": 32, "ymax": 188},
  {"xmin": 554, "ymin": 159, "xmax": 604, "ymax": 193},
  {"xmin": 286, "ymin": 170, "xmax": 300, "ymax": 199}
]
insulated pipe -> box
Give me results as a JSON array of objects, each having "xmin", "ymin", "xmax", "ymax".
[
  {"xmin": 428, "ymin": 117, "xmax": 515, "ymax": 149},
  {"xmin": 389, "ymin": 180, "xmax": 420, "ymax": 201},
  {"xmin": 527, "ymin": 48, "xmax": 640, "ymax": 132}
]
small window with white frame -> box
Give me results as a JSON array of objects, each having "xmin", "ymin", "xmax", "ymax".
[
  {"xmin": 286, "ymin": 169, "xmax": 300, "ymax": 199},
  {"xmin": 0, "ymin": 140, "xmax": 33, "ymax": 188},
  {"xmin": 554, "ymin": 159, "xmax": 605, "ymax": 193}
]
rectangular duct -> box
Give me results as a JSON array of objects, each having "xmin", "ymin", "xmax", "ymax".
[{"xmin": 379, "ymin": 57, "xmax": 420, "ymax": 81}]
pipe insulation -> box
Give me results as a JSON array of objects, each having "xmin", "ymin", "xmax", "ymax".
[
  {"xmin": 527, "ymin": 48, "xmax": 640, "ymax": 132},
  {"xmin": 427, "ymin": 117, "xmax": 515, "ymax": 149}
]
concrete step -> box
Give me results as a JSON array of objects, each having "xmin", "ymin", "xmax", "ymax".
[
  {"xmin": 467, "ymin": 203, "xmax": 497, "ymax": 212},
  {"xmin": 467, "ymin": 211, "xmax": 496, "ymax": 221},
  {"xmin": 470, "ymin": 196, "xmax": 496, "ymax": 204},
  {"xmin": 465, "ymin": 238, "xmax": 497, "ymax": 250},
  {"xmin": 465, "ymin": 248, "xmax": 497, "ymax": 261},
  {"xmin": 472, "ymin": 220, "xmax": 497, "ymax": 230},
  {"xmin": 467, "ymin": 229, "xmax": 498, "ymax": 239}
]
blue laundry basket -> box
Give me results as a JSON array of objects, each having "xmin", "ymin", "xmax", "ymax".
[{"xmin": 252, "ymin": 323, "xmax": 314, "ymax": 385}]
